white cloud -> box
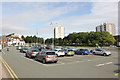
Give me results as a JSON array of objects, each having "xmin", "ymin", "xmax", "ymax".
[
  {"xmin": 53, "ymin": 2, "xmax": 118, "ymax": 36},
  {"xmin": 2, "ymin": 2, "xmax": 118, "ymax": 38},
  {"xmin": 3, "ymin": 2, "xmax": 80, "ymax": 26},
  {"xmin": 2, "ymin": 2, "xmax": 81, "ymax": 36},
  {"xmin": 1, "ymin": 0, "xmax": 119, "ymax": 2}
]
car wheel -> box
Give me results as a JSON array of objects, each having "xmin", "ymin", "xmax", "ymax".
[
  {"xmin": 103, "ymin": 53, "xmax": 107, "ymax": 56},
  {"xmin": 74, "ymin": 52, "xmax": 77, "ymax": 54},
  {"xmin": 43, "ymin": 59, "xmax": 46, "ymax": 64},
  {"xmin": 65, "ymin": 53, "xmax": 67, "ymax": 56},
  {"xmin": 35, "ymin": 57, "xmax": 38, "ymax": 61},
  {"xmin": 82, "ymin": 53, "xmax": 84, "ymax": 55},
  {"xmin": 28, "ymin": 55, "xmax": 32, "ymax": 58},
  {"xmin": 93, "ymin": 52, "xmax": 96, "ymax": 55},
  {"xmin": 86, "ymin": 53, "xmax": 89, "ymax": 55},
  {"xmin": 54, "ymin": 61, "xmax": 57, "ymax": 63},
  {"xmin": 25, "ymin": 53, "xmax": 28, "ymax": 57}
]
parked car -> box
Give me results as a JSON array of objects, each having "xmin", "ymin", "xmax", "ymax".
[
  {"xmin": 35, "ymin": 51, "xmax": 58, "ymax": 64},
  {"xmin": 20, "ymin": 47, "xmax": 28, "ymax": 53},
  {"xmin": 61, "ymin": 46, "xmax": 69, "ymax": 50},
  {"xmin": 67, "ymin": 47, "xmax": 75, "ymax": 51},
  {"xmin": 64, "ymin": 49, "xmax": 75, "ymax": 56},
  {"xmin": 17, "ymin": 45, "xmax": 24, "ymax": 50},
  {"xmin": 31, "ymin": 46, "xmax": 43, "ymax": 51},
  {"xmin": 25, "ymin": 49, "xmax": 40, "ymax": 58},
  {"xmin": 92, "ymin": 48, "xmax": 111, "ymax": 56},
  {"xmin": 74, "ymin": 49, "xmax": 90, "ymax": 55},
  {"xmin": 54, "ymin": 49, "xmax": 65, "ymax": 57}
]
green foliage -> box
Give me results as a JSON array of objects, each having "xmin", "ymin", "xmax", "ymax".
[
  {"xmin": 24, "ymin": 35, "xmax": 44, "ymax": 44},
  {"xmin": 45, "ymin": 31, "xmax": 116, "ymax": 46}
]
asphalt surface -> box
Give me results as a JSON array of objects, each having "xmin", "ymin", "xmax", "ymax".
[{"xmin": 1, "ymin": 46, "xmax": 119, "ymax": 78}]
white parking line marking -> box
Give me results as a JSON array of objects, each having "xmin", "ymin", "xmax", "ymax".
[
  {"xmin": 2, "ymin": 51, "xmax": 6, "ymax": 54},
  {"xmin": 87, "ymin": 60, "xmax": 92, "ymax": 61},
  {"xmin": 20, "ymin": 53, "xmax": 117, "ymax": 67},
  {"xmin": 106, "ymin": 62, "xmax": 113, "ymax": 64},
  {"xmin": 61, "ymin": 58, "xmax": 75, "ymax": 61},
  {"xmin": 58, "ymin": 61, "xmax": 65, "ymax": 64},
  {"xmin": 74, "ymin": 55, "xmax": 85, "ymax": 57},
  {"xmin": 21, "ymin": 56, "xmax": 48, "ymax": 66},
  {"xmin": 96, "ymin": 64, "xmax": 105, "ymax": 67},
  {"xmin": 96, "ymin": 62, "xmax": 113, "ymax": 67},
  {"xmin": 58, "ymin": 57, "xmax": 73, "ymax": 59},
  {"xmin": 21, "ymin": 56, "xmax": 66, "ymax": 67}
]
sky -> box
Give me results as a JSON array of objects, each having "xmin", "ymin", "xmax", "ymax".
[{"xmin": 0, "ymin": 0, "xmax": 119, "ymax": 39}]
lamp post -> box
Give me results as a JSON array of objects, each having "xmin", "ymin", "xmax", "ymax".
[
  {"xmin": 36, "ymin": 27, "xmax": 38, "ymax": 45},
  {"xmin": 50, "ymin": 22, "xmax": 58, "ymax": 49}
]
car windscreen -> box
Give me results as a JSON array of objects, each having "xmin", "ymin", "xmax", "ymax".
[
  {"xmin": 24, "ymin": 48, "xmax": 28, "ymax": 50},
  {"xmin": 68, "ymin": 50, "xmax": 73, "ymax": 51},
  {"xmin": 101, "ymin": 49, "xmax": 106, "ymax": 52},
  {"xmin": 84, "ymin": 49, "xmax": 88, "ymax": 51},
  {"xmin": 46, "ymin": 52, "xmax": 56, "ymax": 55},
  {"xmin": 31, "ymin": 50, "xmax": 39, "ymax": 52},
  {"xmin": 80, "ymin": 49, "xmax": 88, "ymax": 51},
  {"xmin": 59, "ymin": 50, "xmax": 64, "ymax": 52}
]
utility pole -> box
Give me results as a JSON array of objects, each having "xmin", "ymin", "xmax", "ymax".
[
  {"xmin": 36, "ymin": 27, "xmax": 38, "ymax": 45},
  {"xmin": 50, "ymin": 22, "xmax": 58, "ymax": 49}
]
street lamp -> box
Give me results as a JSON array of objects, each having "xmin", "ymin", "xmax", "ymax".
[
  {"xmin": 36, "ymin": 27, "xmax": 38, "ymax": 45},
  {"xmin": 50, "ymin": 22, "xmax": 58, "ymax": 49}
]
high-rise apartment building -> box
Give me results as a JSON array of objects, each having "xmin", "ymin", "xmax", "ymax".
[
  {"xmin": 96, "ymin": 23, "xmax": 115, "ymax": 36},
  {"xmin": 54, "ymin": 26, "xmax": 64, "ymax": 39}
]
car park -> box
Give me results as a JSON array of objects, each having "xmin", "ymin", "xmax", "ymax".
[
  {"xmin": 92, "ymin": 48, "xmax": 111, "ymax": 56},
  {"xmin": 64, "ymin": 49, "xmax": 75, "ymax": 56},
  {"xmin": 20, "ymin": 47, "xmax": 28, "ymax": 53},
  {"xmin": 35, "ymin": 50, "xmax": 58, "ymax": 64},
  {"xmin": 74, "ymin": 49, "xmax": 90, "ymax": 55},
  {"xmin": 25, "ymin": 49, "xmax": 40, "ymax": 58},
  {"xmin": 54, "ymin": 49, "xmax": 65, "ymax": 57}
]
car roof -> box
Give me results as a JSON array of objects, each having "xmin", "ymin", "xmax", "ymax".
[
  {"xmin": 43, "ymin": 50, "xmax": 55, "ymax": 52},
  {"xmin": 31, "ymin": 49, "xmax": 39, "ymax": 50},
  {"xmin": 55, "ymin": 49, "xmax": 62, "ymax": 50},
  {"xmin": 79, "ymin": 49, "xmax": 88, "ymax": 50},
  {"xmin": 79, "ymin": 49, "xmax": 86, "ymax": 50},
  {"xmin": 67, "ymin": 49, "xmax": 74, "ymax": 50}
]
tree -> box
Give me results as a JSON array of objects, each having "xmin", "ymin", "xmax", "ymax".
[
  {"xmin": 45, "ymin": 38, "xmax": 53, "ymax": 45},
  {"xmin": 45, "ymin": 31, "xmax": 116, "ymax": 46},
  {"xmin": 75, "ymin": 38, "xmax": 80, "ymax": 46},
  {"xmin": 21, "ymin": 35, "xmax": 25, "ymax": 39},
  {"xmin": 24, "ymin": 36, "xmax": 44, "ymax": 44}
]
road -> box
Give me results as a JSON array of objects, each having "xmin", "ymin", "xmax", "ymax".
[{"xmin": 0, "ymin": 46, "xmax": 119, "ymax": 79}]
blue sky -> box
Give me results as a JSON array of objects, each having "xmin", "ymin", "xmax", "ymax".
[{"xmin": 1, "ymin": 1, "xmax": 118, "ymax": 38}]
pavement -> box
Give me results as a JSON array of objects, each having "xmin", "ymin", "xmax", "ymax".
[
  {"xmin": 0, "ymin": 52, "xmax": 11, "ymax": 79},
  {"xmin": 0, "ymin": 46, "xmax": 119, "ymax": 79}
]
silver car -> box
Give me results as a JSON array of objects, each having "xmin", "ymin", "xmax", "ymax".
[
  {"xmin": 92, "ymin": 48, "xmax": 111, "ymax": 56},
  {"xmin": 35, "ymin": 51, "xmax": 58, "ymax": 64},
  {"xmin": 26, "ymin": 49, "xmax": 39, "ymax": 58},
  {"xmin": 64, "ymin": 49, "xmax": 74, "ymax": 56},
  {"xmin": 20, "ymin": 47, "xmax": 28, "ymax": 53}
]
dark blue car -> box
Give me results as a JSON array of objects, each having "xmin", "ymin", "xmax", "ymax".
[{"xmin": 74, "ymin": 49, "xmax": 90, "ymax": 55}]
